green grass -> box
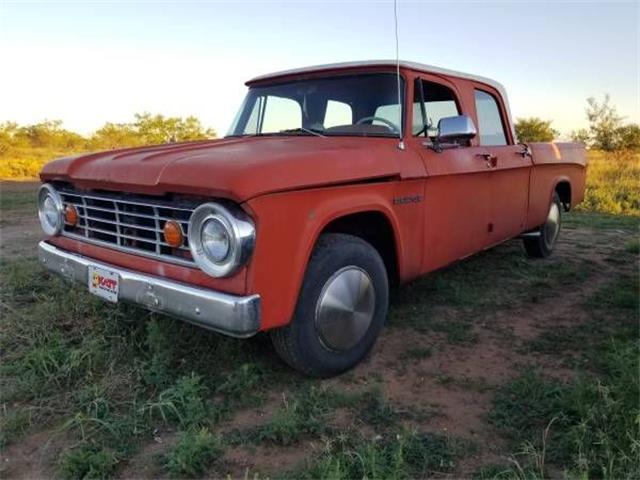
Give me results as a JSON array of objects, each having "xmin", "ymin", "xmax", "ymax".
[
  {"xmin": 624, "ymin": 238, "xmax": 640, "ymax": 254},
  {"xmin": 0, "ymin": 409, "xmax": 32, "ymax": 448},
  {"xmin": 401, "ymin": 346, "xmax": 432, "ymax": 361},
  {"xmin": 231, "ymin": 385, "xmax": 353, "ymax": 446},
  {"xmin": 0, "ymin": 186, "xmax": 37, "ymax": 212},
  {"xmin": 487, "ymin": 270, "xmax": 640, "ymax": 479},
  {"xmin": 563, "ymin": 210, "xmax": 638, "ymax": 230},
  {"xmin": 291, "ymin": 429, "xmax": 465, "ymax": 479},
  {"xmin": 58, "ymin": 444, "xmax": 120, "ymax": 480},
  {"xmin": 0, "ymin": 257, "xmax": 289, "ymax": 475},
  {"xmin": 1, "ymin": 207, "xmax": 636, "ymax": 478},
  {"xmin": 389, "ymin": 240, "xmax": 594, "ymax": 338},
  {"xmin": 228, "ymin": 385, "xmax": 427, "ymax": 449},
  {"xmin": 525, "ymin": 270, "xmax": 638, "ymax": 367},
  {"xmin": 163, "ymin": 428, "xmax": 223, "ymax": 478},
  {"xmin": 140, "ymin": 373, "xmax": 210, "ymax": 428}
]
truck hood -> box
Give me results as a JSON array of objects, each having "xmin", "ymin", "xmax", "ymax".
[{"xmin": 40, "ymin": 136, "xmax": 403, "ymax": 202}]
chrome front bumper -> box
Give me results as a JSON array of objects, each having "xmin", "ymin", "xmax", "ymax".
[{"xmin": 38, "ymin": 241, "xmax": 260, "ymax": 338}]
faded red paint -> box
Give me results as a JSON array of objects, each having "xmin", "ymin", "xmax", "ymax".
[{"xmin": 40, "ymin": 63, "xmax": 587, "ymax": 332}]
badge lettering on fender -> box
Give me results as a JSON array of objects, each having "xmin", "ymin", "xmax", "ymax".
[{"xmin": 393, "ymin": 195, "xmax": 423, "ymax": 205}]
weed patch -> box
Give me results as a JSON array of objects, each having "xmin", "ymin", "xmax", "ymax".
[
  {"xmin": 290, "ymin": 429, "xmax": 462, "ymax": 479},
  {"xmin": 244, "ymin": 386, "xmax": 344, "ymax": 445},
  {"xmin": 163, "ymin": 428, "xmax": 223, "ymax": 478},
  {"xmin": 58, "ymin": 444, "xmax": 119, "ymax": 480},
  {"xmin": 141, "ymin": 373, "xmax": 209, "ymax": 428}
]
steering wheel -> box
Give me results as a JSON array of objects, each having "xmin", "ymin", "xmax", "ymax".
[{"xmin": 354, "ymin": 116, "xmax": 399, "ymax": 134}]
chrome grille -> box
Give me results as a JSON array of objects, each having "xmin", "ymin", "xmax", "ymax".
[{"xmin": 59, "ymin": 188, "xmax": 195, "ymax": 266}]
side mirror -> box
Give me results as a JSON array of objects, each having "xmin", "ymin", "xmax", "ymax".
[{"xmin": 437, "ymin": 115, "xmax": 477, "ymax": 144}]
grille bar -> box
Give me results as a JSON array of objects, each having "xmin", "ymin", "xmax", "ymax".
[
  {"xmin": 62, "ymin": 191, "xmax": 194, "ymax": 211},
  {"xmin": 65, "ymin": 201, "xmax": 190, "ymax": 224},
  {"xmin": 79, "ymin": 214, "xmax": 159, "ymax": 232},
  {"xmin": 59, "ymin": 188, "xmax": 196, "ymax": 266}
]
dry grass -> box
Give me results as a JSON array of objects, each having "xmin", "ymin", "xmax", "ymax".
[
  {"xmin": 2, "ymin": 148, "xmax": 637, "ymax": 216},
  {"xmin": 579, "ymin": 150, "xmax": 639, "ymax": 216},
  {"xmin": 0, "ymin": 147, "xmax": 78, "ymax": 180}
]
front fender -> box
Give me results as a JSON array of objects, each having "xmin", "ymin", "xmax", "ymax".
[{"xmin": 244, "ymin": 179, "xmax": 424, "ymax": 330}]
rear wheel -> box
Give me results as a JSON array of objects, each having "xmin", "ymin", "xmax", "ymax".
[
  {"xmin": 523, "ymin": 192, "xmax": 562, "ymax": 258},
  {"xmin": 270, "ymin": 233, "xmax": 389, "ymax": 377}
]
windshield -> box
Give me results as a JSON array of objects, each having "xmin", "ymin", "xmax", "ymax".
[{"xmin": 227, "ymin": 73, "xmax": 404, "ymax": 138}]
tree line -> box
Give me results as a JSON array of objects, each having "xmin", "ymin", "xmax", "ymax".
[
  {"xmin": 0, "ymin": 113, "xmax": 217, "ymax": 155},
  {"xmin": 515, "ymin": 95, "xmax": 639, "ymax": 150},
  {"xmin": 1, "ymin": 96, "xmax": 637, "ymax": 160}
]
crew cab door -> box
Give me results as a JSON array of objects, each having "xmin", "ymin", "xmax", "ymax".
[
  {"xmin": 411, "ymin": 77, "xmax": 493, "ymax": 273},
  {"xmin": 473, "ymin": 88, "xmax": 532, "ymax": 241}
]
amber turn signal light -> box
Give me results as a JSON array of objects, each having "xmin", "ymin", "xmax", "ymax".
[
  {"xmin": 163, "ymin": 220, "xmax": 184, "ymax": 247},
  {"xmin": 64, "ymin": 204, "xmax": 78, "ymax": 226}
]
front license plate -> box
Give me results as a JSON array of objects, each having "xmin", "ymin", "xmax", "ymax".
[{"xmin": 88, "ymin": 265, "xmax": 119, "ymax": 303}]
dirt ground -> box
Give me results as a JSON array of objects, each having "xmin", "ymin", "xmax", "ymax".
[
  {"xmin": 0, "ymin": 181, "xmax": 43, "ymax": 257},
  {"xmin": 0, "ymin": 180, "xmax": 635, "ymax": 478}
]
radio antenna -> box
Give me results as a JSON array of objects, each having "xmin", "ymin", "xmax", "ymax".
[{"xmin": 394, "ymin": 0, "xmax": 404, "ymax": 150}]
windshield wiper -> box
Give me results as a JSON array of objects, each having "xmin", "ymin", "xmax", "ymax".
[
  {"xmin": 227, "ymin": 127, "xmax": 327, "ymax": 138},
  {"xmin": 278, "ymin": 127, "xmax": 326, "ymax": 138}
]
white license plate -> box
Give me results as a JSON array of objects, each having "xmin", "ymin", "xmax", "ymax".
[{"xmin": 88, "ymin": 265, "xmax": 119, "ymax": 303}]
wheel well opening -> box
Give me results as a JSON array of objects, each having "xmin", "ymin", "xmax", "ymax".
[
  {"xmin": 555, "ymin": 181, "xmax": 572, "ymax": 211},
  {"xmin": 321, "ymin": 211, "xmax": 399, "ymax": 288}
]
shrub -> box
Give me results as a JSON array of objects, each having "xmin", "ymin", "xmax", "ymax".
[{"xmin": 515, "ymin": 117, "xmax": 558, "ymax": 142}]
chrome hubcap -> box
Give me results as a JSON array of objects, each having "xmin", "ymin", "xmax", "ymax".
[
  {"xmin": 544, "ymin": 202, "xmax": 561, "ymax": 248},
  {"xmin": 315, "ymin": 266, "xmax": 376, "ymax": 351}
]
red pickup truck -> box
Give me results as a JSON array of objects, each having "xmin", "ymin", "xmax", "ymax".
[{"xmin": 38, "ymin": 61, "xmax": 587, "ymax": 376}]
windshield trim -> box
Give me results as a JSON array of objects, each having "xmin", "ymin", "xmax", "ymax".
[{"xmin": 225, "ymin": 131, "xmax": 402, "ymax": 139}]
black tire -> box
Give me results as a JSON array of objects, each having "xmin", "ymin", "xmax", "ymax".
[
  {"xmin": 523, "ymin": 192, "xmax": 562, "ymax": 258},
  {"xmin": 270, "ymin": 233, "xmax": 389, "ymax": 377}
]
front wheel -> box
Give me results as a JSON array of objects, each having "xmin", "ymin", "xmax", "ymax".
[
  {"xmin": 270, "ymin": 233, "xmax": 389, "ymax": 377},
  {"xmin": 523, "ymin": 192, "xmax": 562, "ymax": 258}
]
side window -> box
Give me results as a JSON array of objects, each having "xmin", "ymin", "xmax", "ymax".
[
  {"xmin": 261, "ymin": 96, "xmax": 302, "ymax": 133},
  {"xmin": 324, "ymin": 100, "xmax": 352, "ymax": 128},
  {"xmin": 413, "ymin": 80, "xmax": 460, "ymax": 137},
  {"xmin": 244, "ymin": 97, "xmax": 263, "ymax": 134},
  {"xmin": 474, "ymin": 90, "xmax": 507, "ymax": 146}
]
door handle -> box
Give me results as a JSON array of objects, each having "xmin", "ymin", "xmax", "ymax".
[
  {"xmin": 516, "ymin": 144, "xmax": 532, "ymax": 158},
  {"xmin": 475, "ymin": 153, "xmax": 498, "ymax": 168}
]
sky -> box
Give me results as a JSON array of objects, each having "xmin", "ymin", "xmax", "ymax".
[{"xmin": 1, "ymin": 0, "xmax": 638, "ymax": 138}]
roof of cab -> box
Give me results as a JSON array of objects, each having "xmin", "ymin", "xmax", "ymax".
[
  {"xmin": 246, "ymin": 60, "xmax": 514, "ymax": 136},
  {"xmin": 247, "ymin": 60, "xmax": 506, "ymax": 97}
]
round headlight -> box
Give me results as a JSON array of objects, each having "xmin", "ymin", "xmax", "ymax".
[
  {"xmin": 37, "ymin": 184, "xmax": 64, "ymax": 236},
  {"xmin": 188, "ymin": 202, "xmax": 255, "ymax": 278},
  {"xmin": 201, "ymin": 217, "xmax": 231, "ymax": 262}
]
